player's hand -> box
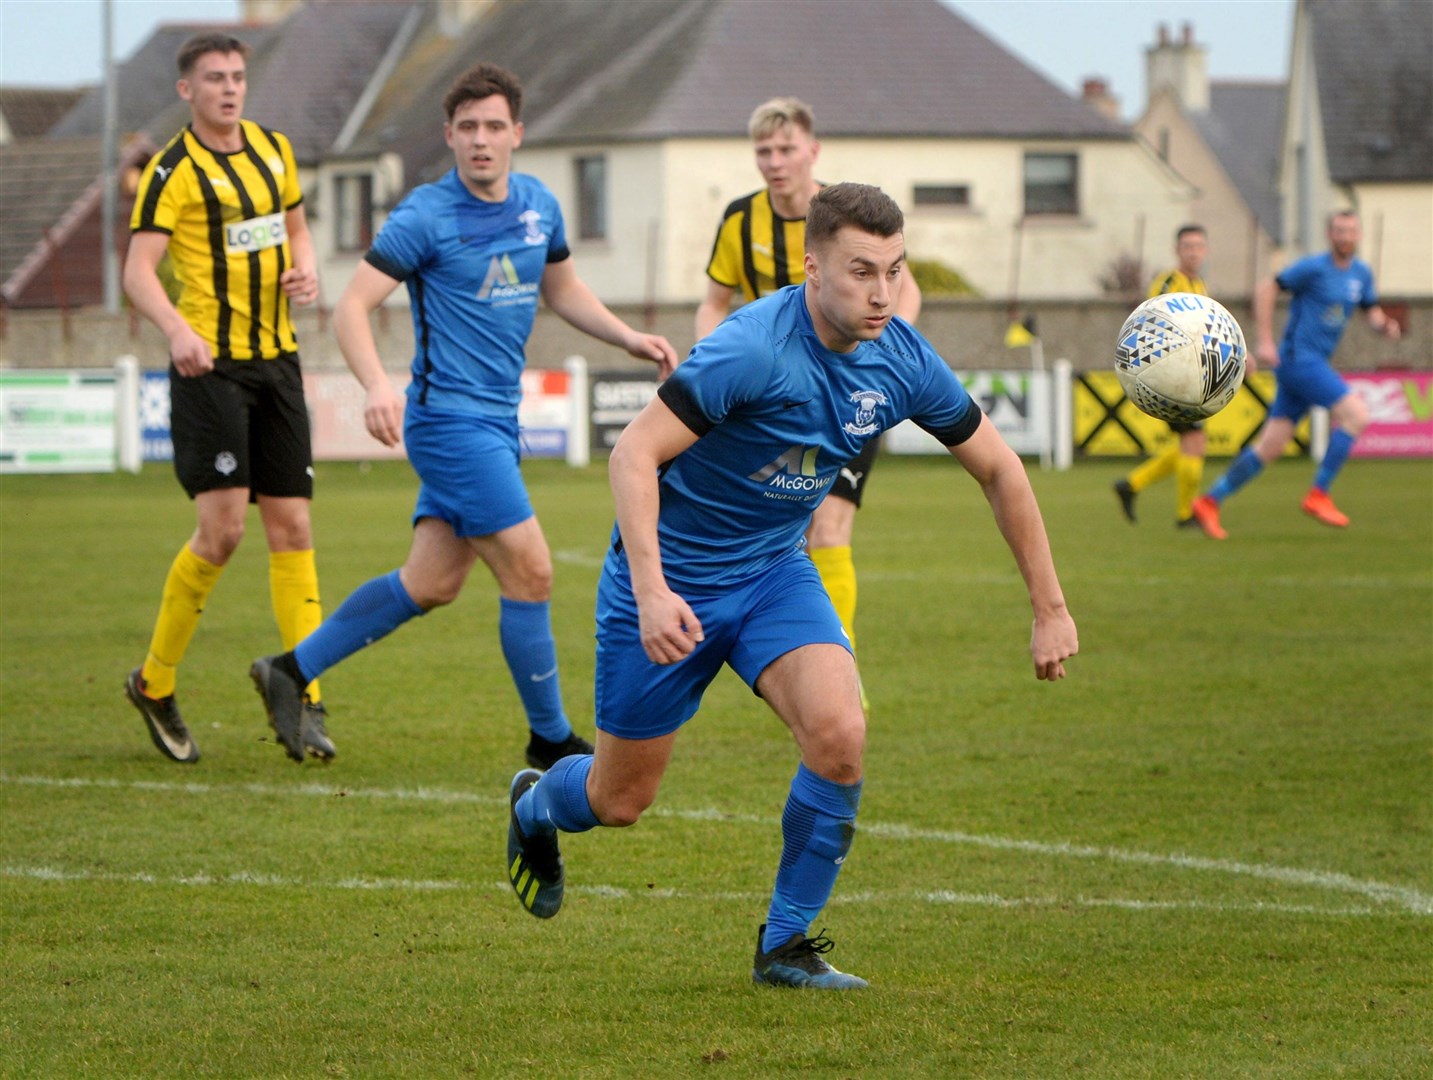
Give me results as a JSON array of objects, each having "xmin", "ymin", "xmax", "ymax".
[
  {"xmin": 627, "ymin": 333, "xmax": 679, "ymax": 381},
  {"xmin": 363, "ymin": 380, "xmax": 404, "ymax": 448},
  {"xmin": 1381, "ymin": 317, "xmax": 1402, "ymax": 342},
  {"xmin": 1030, "ymin": 609, "xmax": 1078, "ymax": 681},
  {"xmin": 1254, "ymin": 339, "xmax": 1279, "ymax": 370},
  {"xmin": 635, "ymin": 586, "xmax": 704, "ymax": 665},
  {"xmin": 168, "ymin": 323, "xmax": 214, "ymax": 377},
  {"xmin": 281, "ymin": 266, "xmax": 319, "ymax": 306}
]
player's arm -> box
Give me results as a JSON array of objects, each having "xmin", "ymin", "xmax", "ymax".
[
  {"xmin": 946, "ymin": 413, "xmax": 1077, "ymax": 681},
  {"xmin": 279, "ymin": 203, "xmax": 319, "ymax": 306},
  {"xmin": 333, "ymin": 261, "xmax": 406, "ymax": 447},
  {"xmin": 895, "ymin": 260, "xmax": 922, "ymax": 324},
  {"xmin": 608, "ymin": 397, "xmax": 704, "ymax": 664},
  {"xmin": 541, "ymin": 257, "xmax": 678, "ymax": 378},
  {"xmin": 1251, "ymin": 275, "xmax": 1282, "ymax": 370},
  {"xmin": 122, "ymin": 230, "xmax": 213, "ymax": 377},
  {"xmin": 694, "ymin": 278, "xmax": 737, "ymax": 341},
  {"xmin": 1363, "ymin": 303, "xmax": 1402, "ymax": 342}
]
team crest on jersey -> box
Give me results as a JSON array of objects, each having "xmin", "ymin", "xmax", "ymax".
[
  {"xmin": 477, "ymin": 254, "xmax": 539, "ymax": 304},
  {"xmin": 844, "ymin": 390, "xmax": 888, "ymax": 436},
  {"xmin": 519, "ymin": 209, "xmax": 546, "ymax": 246}
]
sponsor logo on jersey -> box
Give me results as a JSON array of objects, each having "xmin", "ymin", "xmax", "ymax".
[
  {"xmin": 748, "ymin": 444, "xmax": 830, "ymax": 499},
  {"xmin": 843, "ymin": 390, "xmax": 888, "ymax": 436},
  {"xmin": 225, "ymin": 211, "xmax": 286, "ymax": 255},
  {"xmin": 477, "ymin": 254, "xmax": 539, "ymax": 304}
]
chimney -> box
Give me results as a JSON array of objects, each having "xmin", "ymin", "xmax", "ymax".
[
  {"xmin": 1145, "ymin": 21, "xmax": 1209, "ymax": 113},
  {"xmin": 1081, "ymin": 77, "xmax": 1121, "ymax": 121}
]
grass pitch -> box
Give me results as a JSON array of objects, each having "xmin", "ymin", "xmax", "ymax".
[{"xmin": 2, "ymin": 454, "xmax": 1429, "ymax": 1078}]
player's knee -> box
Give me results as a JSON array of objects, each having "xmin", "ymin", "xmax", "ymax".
[
  {"xmin": 802, "ymin": 715, "xmax": 865, "ymax": 784},
  {"xmin": 197, "ymin": 518, "xmax": 245, "ymax": 560},
  {"xmin": 593, "ymin": 791, "xmax": 653, "ymax": 828},
  {"xmin": 1333, "ymin": 394, "xmax": 1369, "ymax": 435},
  {"xmin": 402, "ymin": 569, "xmax": 464, "ymax": 610}
]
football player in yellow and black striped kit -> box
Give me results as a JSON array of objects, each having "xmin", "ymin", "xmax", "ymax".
[
  {"xmin": 696, "ymin": 98, "xmax": 921, "ymax": 709},
  {"xmin": 122, "ymin": 34, "xmax": 329, "ymax": 764},
  {"xmin": 1113, "ymin": 224, "xmax": 1211, "ymax": 528}
]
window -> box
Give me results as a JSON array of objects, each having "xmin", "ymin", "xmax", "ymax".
[
  {"xmin": 1023, "ymin": 152, "xmax": 1078, "ymax": 216},
  {"xmin": 334, "ymin": 173, "xmax": 374, "ymax": 252},
  {"xmin": 575, "ymin": 155, "xmax": 607, "ymax": 241},
  {"xmin": 913, "ymin": 184, "xmax": 971, "ymax": 208}
]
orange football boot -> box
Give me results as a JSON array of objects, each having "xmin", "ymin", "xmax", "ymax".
[{"xmin": 1301, "ymin": 489, "xmax": 1349, "ymax": 528}]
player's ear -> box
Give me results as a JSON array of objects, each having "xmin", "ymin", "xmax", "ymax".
[
  {"xmin": 176, "ymin": 78, "xmax": 191, "ymax": 102},
  {"xmin": 512, "ymin": 120, "xmax": 524, "ymax": 150}
]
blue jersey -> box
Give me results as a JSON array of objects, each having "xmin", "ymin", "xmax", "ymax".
[
  {"xmin": 624, "ymin": 285, "xmax": 979, "ymax": 590},
  {"xmin": 364, "ymin": 169, "xmax": 570, "ymax": 417},
  {"xmin": 1276, "ymin": 252, "xmax": 1377, "ymax": 367}
]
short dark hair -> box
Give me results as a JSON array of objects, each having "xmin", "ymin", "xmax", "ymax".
[
  {"xmin": 177, "ymin": 34, "xmax": 249, "ymax": 78},
  {"xmin": 443, "ymin": 63, "xmax": 523, "ymax": 122},
  {"xmin": 1176, "ymin": 224, "xmax": 1206, "ymax": 241},
  {"xmin": 805, "ymin": 183, "xmax": 904, "ymax": 251}
]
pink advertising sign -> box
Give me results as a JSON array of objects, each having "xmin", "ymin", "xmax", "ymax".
[{"xmin": 1346, "ymin": 372, "xmax": 1433, "ymax": 458}]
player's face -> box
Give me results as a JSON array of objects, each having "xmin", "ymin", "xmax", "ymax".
[
  {"xmin": 178, "ymin": 51, "xmax": 246, "ymax": 134},
  {"xmin": 1175, "ymin": 231, "xmax": 1207, "ymax": 276},
  {"xmin": 445, "ymin": 95, "xmax": 524, "ymax": 201},
  {"xmin": 753, "ymin": 123, "xmax": 819, "ymax": 198},
  {"xmin": 803, "ymin": 226, "xmax": 907, "ymax": 352},
  {"xmin": 1328, "ymin": 215, "xmax": 1361, "ymax": 260}
]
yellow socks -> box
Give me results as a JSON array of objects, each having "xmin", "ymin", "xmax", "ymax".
[
  {"xmin": 1127, "ymin": 445, "xmax": 1178, "ymax": 493},
  {"xmin": 141, "ymin": 544, "xmax": 224, "ymax": 698},
  {"xmin": 809, "ymin": 544, "xmax": 858, "ymax": 653},
  {"xmin": 1175, "ymin": 453, "xmax": 1204, "ymax": 521},
  {"xmin": 269, "ymin": 549, "xmax": 323, "ymax": 702}
]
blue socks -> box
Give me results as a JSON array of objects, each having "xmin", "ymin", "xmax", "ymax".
[
  {"xmin": 500, "ymin": 597, "xmax": 571, "ymax": 741},
  {"xmin": 518, "ymin": 754, "xmax": 599, "ymax": 835},
  {"xmin": 1314, "ymin": 429, "xmax": 1356, "ymax": 493},
  {"xmin": 762, "ymin": 763, "xmax": 863, "ymax": 953},
  {"xmin": 1208, "ymin": 447, "xmax": 1264, "ymax": 503},
  {"xmin": 293, "ymin": 569, "xmax": 423, "ymax": 682}
]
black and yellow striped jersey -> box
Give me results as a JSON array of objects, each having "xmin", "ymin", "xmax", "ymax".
[
  {"xmin": 705, "ymin": 188, "xmax": 814, "ymax": 302},
  {"xmin": 131, "ymin": 119, "xmax": 304, "ymax": 360},
  {"xmin": 1148, "ymin": 268, "xmax": 1207, "ymax": 299}
]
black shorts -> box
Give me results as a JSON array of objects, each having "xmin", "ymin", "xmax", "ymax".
[
  {"xmin": 1168, "ymin": 420, "xmax": 1204, "ymax": 435},
  {"xmin": 170, "ymin": 353, "xmax": 314, "ymax": 501},
  {"xmin": 828, "ymin": 437, "xmax": 879, "ymax": 507}
]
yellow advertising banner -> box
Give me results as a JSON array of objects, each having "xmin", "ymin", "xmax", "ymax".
[{"xmin": 1074, "ymin": 371, "xmax": 1311, "ymax": 458}]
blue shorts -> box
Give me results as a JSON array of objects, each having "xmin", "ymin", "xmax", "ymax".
[
  {"xmin": 593, "ymin": 548, "xmax": 851, "ymax": 740},
  {"xmin": 1269, "ymin": 361, "xmax": 1350, "ymax": 423},
  {"xmin": 403, "ymin": 402, "xmax": 534, "ymax": 538}
]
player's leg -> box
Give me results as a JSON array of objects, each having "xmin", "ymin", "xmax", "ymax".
[
  {"xmin": 472, "ymin": 515, "xmax": 587, "ymax": 765},
  {"xmin": 807, "ymin": 440, "xmax": 875, "ymax": 652},
  {"xmin": 1194, "ymin": 379, "xmax": 1300, "ymax": 539},
  {"xmin": 506, "ymin": 565, "xmax": 726, "ymax": 918},
  {"xmin": 1303, "ymin": 372, "xmax": 1367, "ymax": 527},
  {"xmin": 127, "ymin": 365, "xmax": 253, "ymax": 762},
  {"xmin": 728, "ymin": 555, "xmax": 867, "ymax": 989},
  {"xmin": 1116, "ymin": 432, "xmax": 1179, "ymax": 523},
  {"xmin": 1174, "ymin": 424, "xmax": 1206, "ymax": 526}
]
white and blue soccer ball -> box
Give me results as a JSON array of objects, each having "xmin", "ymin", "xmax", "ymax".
[{"xmin": 1115, "ymin": 292, "xmax": 1247, "ymax": 423}]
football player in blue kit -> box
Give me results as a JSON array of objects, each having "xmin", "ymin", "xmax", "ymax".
[
  {"xmin": 1192, "ymin": 210, "xmax": 1401, "ymax": 538},
  {"xmin": 505, "ymin": 183, "xmax": 1078, "ymax": 988},
  {"xmin": 250, "ymin": 63, "xmax": 676, "ymax": 765}
]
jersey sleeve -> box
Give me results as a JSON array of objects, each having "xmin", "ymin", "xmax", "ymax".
[
  {"xmin": 276, "ymin": 132, "xmax": 303, "ymax": 210},
  {"xmin": 1358, "ymin": 264, "xmax": 1379, "ymax": 309},
  {"xmin": 704, "ymin": 208, "xmax": 744, "ymax": 288},
  {"xmin": 1148, "ymin": 270, "xmax": 1178, "ymax": 297},
  {"xmin": 545, "ymin": 193, "xmax": 570, "ymax": 264},
  {"xmin": 1275, "ymin": 255, "xmax": 1318, "ymax": 293},
  {"xmin": 364, "ymin": 191, "xmax": 431, "ymax": 282},
  {"xmin": 657, "ymin": 314, "xmax": 772, "ymax": 436},
  {"xmin": 907, "ymin": 336, "xmax": 981, "ymax": 446},
  {"xmin": 130, "ymin": 152, "xmax": 183, "ymax": 234}
]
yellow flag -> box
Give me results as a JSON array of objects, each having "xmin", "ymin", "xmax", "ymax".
[{"xmin": 1004, "ymin": 321, "xmax": 1033, "ymax": 348}]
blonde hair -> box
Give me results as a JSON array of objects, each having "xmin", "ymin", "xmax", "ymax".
[{"xmin": 747, "ymin": 97, "xmax": 815, "ymax": 141}]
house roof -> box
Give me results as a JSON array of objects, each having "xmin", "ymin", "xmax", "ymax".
[
  {"xmin": 1193, "ymin": 80, "xmax": 1285, "ymax": 240},
  {"xmin": 47, "ymin": 4, "xmax": 416, "ymax": 164},
  {"xmin": 0, "ymin": 87, "xmax": 91, "ymax": 139},
  {"xmin": 347, "ymin": 0, "xmax": 1128, "ymax": 193},
  {"xmin": 1307, "ymin": 0, "xmax": 1433, "ymax": 183},
  {"xmin": 0, "ymin": 134, "xmax": 154, "ymax": 301}
]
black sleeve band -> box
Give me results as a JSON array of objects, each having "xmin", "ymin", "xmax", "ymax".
[{"xmin": 657, "ymin": 378, "xmax": 715, "ymax": 437}]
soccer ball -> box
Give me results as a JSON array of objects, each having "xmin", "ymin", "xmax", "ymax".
[{"xmin": 1114, "ymin": 293, "xmax": 1247, "ymax": 423}]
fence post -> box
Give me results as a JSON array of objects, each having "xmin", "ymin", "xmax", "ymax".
[
  {"xmin": 114, "ymin": 353, "xmax": 141, "ymax": 473},
  {"xmin": 564, "ymin": 354, "xmax": 590, "ymax": 468}
]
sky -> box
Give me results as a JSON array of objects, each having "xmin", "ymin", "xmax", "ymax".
[{"xmin": 0, "ymin": 0, "xmax": 1294, "ymax": 121}]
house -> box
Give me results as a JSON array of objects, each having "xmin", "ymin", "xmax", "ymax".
[
  {"xmin": 1131, "ymin": 24, "xmax": 1284, "ymax": 297},
  {"xmin": 330, "ymin": 0, "xmax": 1194, "ymax": 304},
  {"xmin": 0, "ymin": 86, "xmax": 89, "ymax": 145},
  {"xmin": 1280, "ymin": 0, "xmax": 1433, "ymax": 293}
]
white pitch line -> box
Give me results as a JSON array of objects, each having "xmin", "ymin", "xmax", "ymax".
[
  {"xmin": 0, "ymin": 864, "xmax": 1397, "ymax": 919},
  {"xmin": 4, "ymin": 772, "xmax": 1429, "ymax": 915}
]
